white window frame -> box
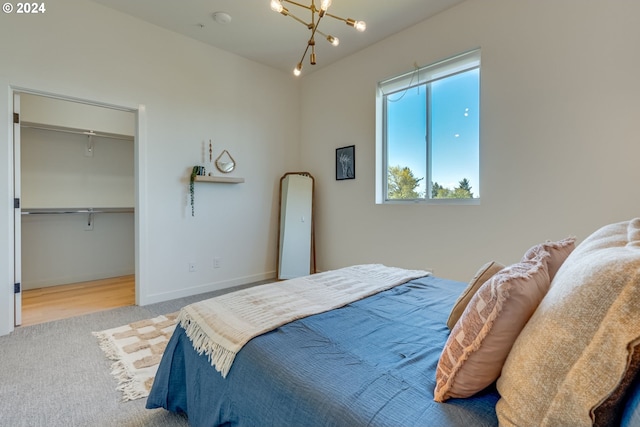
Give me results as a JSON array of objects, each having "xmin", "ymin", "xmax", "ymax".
[{"xmin": 375, "ymin": 49, "xmax": 481, "ymax": 205}]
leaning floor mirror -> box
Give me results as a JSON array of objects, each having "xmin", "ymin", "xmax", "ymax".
[{"xmin": 277, "ymin": 172, "xmax": 316, "ymax": 280}]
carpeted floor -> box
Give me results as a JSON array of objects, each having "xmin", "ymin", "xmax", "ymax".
[
  {"xmin": 94, "ymin": 313, "xmax": 179, "ymax": 402},
  {"xmin": 0, "ymin": 282, "xmax": 263, "ymax": 427}
]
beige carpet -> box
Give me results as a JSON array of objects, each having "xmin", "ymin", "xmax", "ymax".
[{"xmin": 93, "ymin": 313, "xmax": 178, "ymax": 401}]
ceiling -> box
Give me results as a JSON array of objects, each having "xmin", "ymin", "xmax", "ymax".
[{"xmin": 89, "ymin": 0, "xmax": 466, "ymax": 75}]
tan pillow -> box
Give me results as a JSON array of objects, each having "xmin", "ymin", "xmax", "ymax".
[
  {"xmin": 496, "ymin": 218, "xmax": 640, "ymax": 427},
  {"xmin": 446, "ymin": 261, "xmax": 505, "ymax": 330},
  {"xmin": 521, "ymin": 236, "xmax": 576, "ymax": 281},
  {"xmin": 434, "ymin": 251, "xmax": 551, "ymax": 402}
]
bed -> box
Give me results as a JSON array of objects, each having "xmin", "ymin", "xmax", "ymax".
[
  {"xmin": 147, "ymin": 275, "xmax": 499, "ymax": 426},
  {"xmin": 147, "ymin": 219, "xmax": 640, "ymax": 427}
]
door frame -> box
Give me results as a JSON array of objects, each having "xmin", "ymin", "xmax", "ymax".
[
  {"xmin": 9, "ymin": 87, "xmax": 147, "ymax": 329},
  {"xmin": 13, "ymin": 92, "xmax": 21, "ymax": 325}
]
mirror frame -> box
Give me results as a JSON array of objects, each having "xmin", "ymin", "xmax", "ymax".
[
  {"xmin": 276, "ymin": 172, "xmax": 316, "ymax": 280},
  {"xmin": 215, "ymin": 149, "xmax": 236, "ymax": 173}
]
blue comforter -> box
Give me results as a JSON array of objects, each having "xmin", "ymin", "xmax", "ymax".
[{"xmin": 146, "ymin": 276, "xmax": 499, "ymax": 426}]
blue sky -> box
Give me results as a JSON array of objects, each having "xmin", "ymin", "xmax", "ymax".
[{"xmin": 386, "ymin": 68, "xmax": 479, "ymax": 197}]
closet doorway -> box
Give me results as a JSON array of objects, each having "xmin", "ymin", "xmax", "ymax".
[{"xmin": 13, "ymin": 91, "xmax": 137, "ymax": 326}]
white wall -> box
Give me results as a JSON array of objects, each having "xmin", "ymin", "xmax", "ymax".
[
  {"xmin": 20, "ymin": 127, "xmax": 134, "ymax": 209},
  {"xmin": 20, "ymin": 93, "xmax": 135, "ymax": 136},
  {"xmin": 300, "ymin": 0, "xmax": 640, "ymax": 281},
  {"xmin": 21, "ymin": 213, "xmax": 135, "ymax": 289},
  {"xmin": 0, "ymin": 0, "xmax": 300, "ymax": 335}
]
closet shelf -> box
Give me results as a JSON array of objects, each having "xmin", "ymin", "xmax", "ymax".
[
  {"xmin": 20, "ymin": 121, "xmax": 134, "ymax": 141},
  {"xmin": 194, "ymin": 176, "xmax": 245, "ymax": 184},
  {"xmin": 21, "ymin": 207, "xmax": 134, "ymax": 215}
]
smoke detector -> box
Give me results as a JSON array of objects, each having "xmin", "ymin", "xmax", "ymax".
[{"xmin": 212, "ymin": 12, "xmax": 232, "ymax": 25}]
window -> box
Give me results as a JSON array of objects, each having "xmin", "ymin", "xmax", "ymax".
[{"xmin": 376, "ymin": 50, "xmax": 480, "ymax": 204}]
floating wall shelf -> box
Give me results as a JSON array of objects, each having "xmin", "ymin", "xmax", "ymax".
[{"xmin": 194, "ymin": 175, "xmax": 245, "ymax": 184}]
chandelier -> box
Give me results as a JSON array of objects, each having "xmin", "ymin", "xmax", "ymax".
[{"xmin": 269, "ymin": 0, "xmax": 366, "ymax": 76}]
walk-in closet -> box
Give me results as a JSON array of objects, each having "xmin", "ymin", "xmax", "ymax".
[{"xmin": 16, "ymin": 93, "xmax": 136, "ymax": 326}]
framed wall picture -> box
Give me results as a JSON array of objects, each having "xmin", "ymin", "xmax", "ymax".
[{"xmin": 336, "ymin": 145, "xmax": 355, "ymax": 180}]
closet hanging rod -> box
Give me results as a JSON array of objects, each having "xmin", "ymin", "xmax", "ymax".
[
  {"xmin": 20, "ymin": 121, "xmax": 134, "ymax": 141},
  {"xmin": 21, "ymin": 207, "xmax": 134, "ymax": 215}
]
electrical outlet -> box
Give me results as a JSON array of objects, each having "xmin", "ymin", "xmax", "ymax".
[
  {"xmin": 213, "ymin": 257, "xmax": 221, "ymax": 269},
  {"xmin": 189, "ymin": 262, "xmax": 197, "ymax": 272}
]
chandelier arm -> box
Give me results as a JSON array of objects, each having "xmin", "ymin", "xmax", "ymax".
[
  {"xmin": 285, "ymin": 11, "xmax": 313, "ymax": 28},
  {"xmin": 297, "ymin": 40, "xmax": 312, "ymax": 66},
  {"xmin": 296, "ymin": 12, "xmax": 324, "ymax": 66},
  {"xmin": 323, "ymin": 11, "xmax": 348, "ymax": 23},
  {"xmin": 308, "ymin": 14, "xmax": 324, "ymax": 46},
  {"xmin": 314, "ymin": 28, "xmax": 331, "ymax": 39},
  {"xmin": 281, "ymin": 0, "xmax": 313, "ymax": 11},
  {"xmin": 324, "ymin": 13, "xmax": 365, "ymax": 31}
]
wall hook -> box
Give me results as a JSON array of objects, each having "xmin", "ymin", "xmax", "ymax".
[
  {"xmin": 85, "ymin": 133, "xmax": 95, "ymax": 157},
  {"xmin": 85, "ymin": 211, "xmax": 94, "ymax": 231}
]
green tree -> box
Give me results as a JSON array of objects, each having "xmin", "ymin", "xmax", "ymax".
[
  {"xmin": 388, "ymin": 166, "xmax": 423, "ymax": 199},
  {"xmin": 454, "ymin": 178, "xmax": 473, "ymax": 198},
  {"xmin": 431, "ymin": 178, "xmax": 474, "ymax": 199},
  {"xmin": 431, "ymin": 182, "xmax": 444, "ymax": 198},
  {"xmin": 436, "ymin": 187, "xmax": 453, "ymax": 198}
]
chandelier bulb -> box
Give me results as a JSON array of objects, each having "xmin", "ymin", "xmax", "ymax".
[
  {"xmin": 346, "ymin": 18, "xmax": 366, "ymax": 32},
  {"xmin": 320, "ymin": 0, "xmax": 332, "ymax": 12},
  {"xmin": 294, "ymin": 63, "xmax": 303, "ymax": 76},
  {"xmin": 326, "ymin": 35, "xmax": 339, "ymax": 46},
  {"xmin": 270, "ymin": 0, "xmax": 283, "ymax": 13}
]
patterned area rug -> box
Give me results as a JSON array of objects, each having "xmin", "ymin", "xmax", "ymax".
[{"xmin": 93, "ymin": 313, "xmax": 178, "ymax": 401}]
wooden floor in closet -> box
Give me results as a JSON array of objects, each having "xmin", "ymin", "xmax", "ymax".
[{"xmin": 21, "ymin": 275, "xmax": 135, "ymax": 327}]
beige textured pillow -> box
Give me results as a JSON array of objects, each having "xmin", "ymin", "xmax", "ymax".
[
  {"xmin": 496, "ymin": 218, "xmax": 640, "ymax": 427},
  {"xmin": 521, "ymin": 236, "xmax": 576, "ymax": 281},
  {"xmin": 446, "ymin": 261, "xmax": 505, "ymax": 330},
  {"xmin": 434, "ymin": 251, "xmax": 551, "ymax": 402}
]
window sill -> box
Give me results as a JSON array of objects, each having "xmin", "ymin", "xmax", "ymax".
[{"xmin": 378, "ymin": 198, "xmax": 480, "ymax": 206}]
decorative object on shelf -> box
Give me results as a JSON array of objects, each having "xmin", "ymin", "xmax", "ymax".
[
  {"xmin": 189, "ymin": 166, "xmax": 205, "ymax": 216},
  {"xmin": 190, "ymin": 163, "xmax": 243, "ymax": 214},
  {"xmin": 208, "ymin": 140, "xmax": 214, "ymax": 176},
  {"xmin": 336, "ymin": 145, "xmax": 355, "ymax": 180},
  {"xmin": 215, "ymin": 149, "xmax": 236, "ymax": 173},
  {"xmin": 269, "ymin": 0, "xmax": 366, "ymax": 76}
]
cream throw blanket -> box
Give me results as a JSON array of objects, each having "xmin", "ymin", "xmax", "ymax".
[{"xmin": 178, "ymin": 264, "xmax": 430, "ymax": 377}]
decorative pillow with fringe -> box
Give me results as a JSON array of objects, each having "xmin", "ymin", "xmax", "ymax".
[
  {"xmin": 446, "ymin": 261, "xmax": 505, "ymax": 330},
  {"xmin": 434, "ymin": 251, "xmax": 551, "ymax": 402},
  {"xmin": 521, "ymin": 236, "xmax": 576, "ymax": 281}
]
